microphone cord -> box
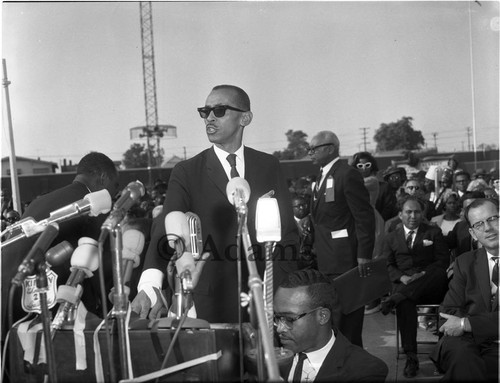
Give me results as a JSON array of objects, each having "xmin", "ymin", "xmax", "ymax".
[
  {"xmin": 97, "ymin": 239, "xmax": 117, "ymax": 383},
  {"xmin": 154, "ymin": 310, "xmax": 188, "ymax": 383}
]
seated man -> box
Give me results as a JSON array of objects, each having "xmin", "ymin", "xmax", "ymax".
[
  {"xmin": 274, "ymin": 269, "xmax": 388, "ymax": 382},
  {"xmin": 380, "ymin": 195, "xmax": 449, "ymax": 378},
  {"xmin": 430, "ymin": 198, "xmax": 499, "ymax": 381}
]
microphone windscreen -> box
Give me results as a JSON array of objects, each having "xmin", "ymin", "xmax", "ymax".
[
  {"xmin": 122, "ymin": 228, "xmax": 145, "ymax": 267},
  {"xmin": 85, "ymin": 189, "xmax": 112, "ymax": 216},
  {"xmin": 176, "ymin": 251, "xmax": 195, "ymax": 275},
  {"xmin": 45, "ymin": 241, "xmax": 74, "ymax": 267},
  {"xmin": 256, "ymin": 198, "xmax": 281, "ymax": 242},
  {"xmin": 165, "ymin": 211, "xmax": 190, "ymax": 250},
  {"xmin": 71, "ymin": 237, "xmax": 99, "ymax": 272},
  {"xmin": 226, "ymin": 177, "xmax": 251, "ymax": 205}
]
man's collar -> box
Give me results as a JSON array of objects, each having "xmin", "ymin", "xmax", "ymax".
[
  {"xmin": 321, "ymin": 156, "xmax": 340, "ymax": 175},
  {"xmin": 213, "ymin": 144, "xmax": 244, "ymax": 159},
  {"xmin": 403, "ymin": 225, "xmax": 419, "ymax": 235}
]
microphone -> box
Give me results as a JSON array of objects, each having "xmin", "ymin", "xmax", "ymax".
[
  {"xmin": 45, "ymin": 241, "xmax": 74, "ymax": 267},
  {"xmin": 185, "ymin": 212, "xmax": 203, "ymax": 260},
  {"xmin": 108, "ymin": 228, "xmax": 145, "ymax": 303},
  {"xmin": 226, "ymin": 177, "xmax": 251, "ymax": 214},
  {"xmin": 164, "ymin": 211, "xmax": 190, "ymax": 258},
  {"xmin": 100, "ymin": 181, "xmax": 145, "ymax": 233},
  {"xmin": 255, "ymin": 197, "xmax": 281, "ymax": 243},
  {"xmin": 51, "ymin": 237, "xmax": 99, "ymax": 333},
  {"xmin": 11, "ymin": 223, "xmax": 60, "ymax": 286},
  {"xmin": 15, "ymin": 190, "xmax": 112, "ymax": 239}
]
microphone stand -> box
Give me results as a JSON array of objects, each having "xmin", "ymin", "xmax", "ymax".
[
  {"xmin": 109, "ymin": 225, "xmax": 130, "ymax": 380},
  {"xmin": 236, "ymin": 207, "xmax": 280, "ymax": 381},
  {"xmin": 36, "ymin": 262, "xmax": 58, "ymax": 383}
]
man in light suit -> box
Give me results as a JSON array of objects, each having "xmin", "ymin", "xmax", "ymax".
[
  {"xmin": 380, "ymin": 195, "xmax": 449, "ymax": 378},
  {"xmin": 430, "ymin": 198, "xmax": 499, "ymax": 381},
  {"xmin": 131, "ymin": 85, "xmax": 298, "ymax": 323},
  {"xmin": 274, "ymin": 269, "xmax": 388, "ymax": 382},
  {"xmin": 308, "ymin": 131, "xmax": 375, "ymax": 347}
]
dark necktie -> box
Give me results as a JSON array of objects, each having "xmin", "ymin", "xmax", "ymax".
[
  {"xmin": 406, "ymin": 230, "xmax": 414, "ymax": 250},
  {"xmin": 226, "ymin": 154, "xmax": 240, "ymax": 178},
  {"xmin": 292, "ymin": 352, "xmax": 307, "ymax": 383},
  {"xmin": 492, "ymin": 257, "xmax": 499, "ymax": 287},
  {"xmin": 313, "ymin": 168, "xmax": 323, "ymax": 200}
]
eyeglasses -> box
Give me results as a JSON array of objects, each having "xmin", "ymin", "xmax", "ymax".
[
  {"xmin": 356, "ymin": 162, "xmax": 372, "ymax": 170},
  {"xmin": 306, "ymin": 143, "xmax": 334, "ymax": 154},
  {"xmin": 470, "ymin": 215, "xmax": 499, "ymax": 231},
  {"xmin": 197, "ymin": 105, "xmax": 246, "ymax": 119},
  {"xmin": 406, "ymin": 185, "xmax": 420, "ymax": 190},
  {"xmin": 388, "ymin": 174, "xmax": 401, "ymax": 181},
  {"xmin": 273, "ymin": 307, "xmax": 322, "ymax": 328}
]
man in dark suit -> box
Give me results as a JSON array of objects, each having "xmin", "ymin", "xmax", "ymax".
[
  {"xmin": 308, "ymin": 130, "xmax": 375, "ymax": 347},
  {"xmin": 1, "ymin": 152, "xmax": 118, "ymax": 339},
  {"xmin": 380, "ymin": 195, "xmax": 449, "ymax": 378},
  {"xmin": 274, "ymin": 269, "xmax": 388, "ymax": 382},
  {"xmin": 131, "ymin": 85, "xmax": 298, "ymax": 323},
  {"xmin": 430, "ymin": 198, "xmax": 499, "ymax": 381}
]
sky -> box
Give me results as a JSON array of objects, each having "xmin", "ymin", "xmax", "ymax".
[{"xmin": 1, "ymin": 1, "xmax": 499, "ymax": 167}]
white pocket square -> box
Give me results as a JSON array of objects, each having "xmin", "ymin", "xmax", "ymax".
[{"xmin": 423, "ymin": 240, "xmax": 433, "ymax": 246}]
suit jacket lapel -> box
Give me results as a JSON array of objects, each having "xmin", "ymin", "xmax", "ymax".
[
  {"xmin": 205, "ymin": 147, "xmax": 230, "ymax": 198},
  {"xmin": 313, "ymin": 160, "xmax": 341, "ymax": 214},
  {"xmin": 475, "ymin": 249, "xmax": 492, "ymax": 310},
  {"xmin": 316, "ymin": 330, "xmax": 346, "ymax": 380}
]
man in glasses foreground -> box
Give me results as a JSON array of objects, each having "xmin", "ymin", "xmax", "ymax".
[
  {"xmin": 431, "ymin": 198, "xmax": 499, "ymax": 381},
  {"xmin": 132, "ymin": 84, "xmax": 298, "ymax": 323},
  {"xmin": 274, "ymin": 269, "xmax": 388, "ymax": 382}
]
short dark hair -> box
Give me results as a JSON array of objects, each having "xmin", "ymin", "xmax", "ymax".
[
  {"xmin": 351, "ymin": 151, "xmax": 379, "ymax": 173},
  {"xmin": 212, "ymin": 85, "xmax": 250, "ymax": 111},
  {"xmin": 76, "ymin": 152, "xmax": 117, "ymax": 179},
  {"xmin": 454, "ymin": 170, "xmax": 470, "ymax": 180},
  {"xmin": 278, "ymin": 269, "xmax": 338, "ymax": 315},
  {"xmin": 397, "ymin": 194, "xmax": 425, "ymax": 212},
  {"xmin": 460, "ymin": 190, "xmax": 485, "ymax": 204},
  {"xmin": 464, "ymin": 198, "xmax": 499, "ymax": 227}
]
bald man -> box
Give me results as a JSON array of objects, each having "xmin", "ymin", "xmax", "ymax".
[{"xmin": 308, "ymin": 131, "xmax": 375, "ymax": 347}]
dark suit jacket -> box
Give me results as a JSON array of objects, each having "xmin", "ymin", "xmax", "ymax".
[
  {"xmin": 375, "ymin": 181, "xmax": 398, "ymax": 221},
  {"xmin": 143, "ymin": 146, "xmax": 298, "ymax": 323},
  {"xmin": 281, "ymin": 330, "xmax": 388, "ymax": 382},
  {"xmin": 310, "ymin": 159, "xmax": 375, "ymax": 277},
  {"xmin": 1, "ymin": 182, "xmax": 110, "ymax": 336},
  {"xmin": 383, "ymin": 222, "xmax": 449, "ymax": 283},
  {"xmin": 439, "ymin": 248, "xmax": 498, "ymax": 344},
  {"xmin": 446, "ymin": 220, "xmax": 477, "ymax": 257}
]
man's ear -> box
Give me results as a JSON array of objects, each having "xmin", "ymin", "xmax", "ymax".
[
  {"xmin": 319, "ymin": 308, "xmax": 331, "ymax": 325},
  {"xmin": 240, "ymin": 111, "xmax": 253, "ymax": 127},
  {"xmin": 468, "ymin": 227, "xmax": 478, "ymax": 242}
]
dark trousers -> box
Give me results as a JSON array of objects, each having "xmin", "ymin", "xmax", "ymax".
[
  {"xmin": 339, "ymin": 306, "xmax": 365, "ymax": 348},
  {"xmin": 432, "ymin": 334, "xmax": 499, "ymax": 381},
  {"xmin": 394, "ymin": 267, "xmax": 448, "ymax": 354}
]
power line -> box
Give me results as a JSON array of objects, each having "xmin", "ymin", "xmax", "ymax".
[{"xmin": 359, "ymin": 127, "xmax": 370, "ymax": 152}]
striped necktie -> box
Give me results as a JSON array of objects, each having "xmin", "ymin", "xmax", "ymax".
[
  {"xmin": 492, "ymin": 256, "xmax": 499, "ymax": 287},
  {"xmin": 406, "ymin": 230, "xmax": 414, "ymax": 250}
]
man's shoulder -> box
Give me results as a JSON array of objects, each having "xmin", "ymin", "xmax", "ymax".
[
  {"xmin": 244, "ymin": 146, "xmax": 279, "ymax": 164},
  {"xmin": 456, "ymin": 248, "xmax": 485, "ymax": 266}
]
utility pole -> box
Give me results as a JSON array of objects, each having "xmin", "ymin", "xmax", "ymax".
[
  {"xmin": 432, "ymin": 132, "xmax": 438, "ymax": 151},
  {"xmin": 466, "ymin": 127, "xmax": 472, "ymax": 151},
  {"xmin": 359, "ymin": 127, "xmax": 369, "ymax": 152}
]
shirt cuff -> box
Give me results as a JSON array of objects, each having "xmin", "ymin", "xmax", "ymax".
[{"xmin": 137, "ymin": 268, "xmax": 164, "ymax": 306}]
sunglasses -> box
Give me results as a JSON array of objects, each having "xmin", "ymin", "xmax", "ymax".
[
  {"xmin": 406, "ymin": 185, "xmax": 420, "ymax": 190},
  {"xmin": 197, "ymin": 105, "xmax": 247, "ymax": 119},
  {"xmin": 356, "ymin": 162, "xmax": 372, "ymax": 170}
]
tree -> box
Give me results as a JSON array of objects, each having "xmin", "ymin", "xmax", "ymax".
[
  {"xmin": 273, "ymin": 130, "xmax": 309, "ymax": 160},
  {"xmin": 122, "ymin": 143, "xmax": 163, "ymax": 169},
  {"xmin": 373, "ymin": 116, "xmax": 425, "ymax": 152}
]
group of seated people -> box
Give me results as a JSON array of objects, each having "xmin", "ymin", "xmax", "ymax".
[{"xmin": 286, "ymin": 154, "xmax": 498, "ymax": 381}]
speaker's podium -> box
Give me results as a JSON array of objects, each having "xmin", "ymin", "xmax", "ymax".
[{"xmin": 9, "ymin": 318, "xmax": 240, "ymax": 382}]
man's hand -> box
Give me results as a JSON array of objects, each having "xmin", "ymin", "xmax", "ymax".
[
  {"xmin": 357, "ymin": 258, "xmax": 372, "ymax": 278},
  {"xmin": 439, "ymin": 313, "xmax": 465, "ymax": 337},
  {"xmin": 400, "ymin": 271, "xmax": 426, "ymax": 285},
  {"xmin": 130, "ymin": 287, "xmax": 167, "ymax": 320}
]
